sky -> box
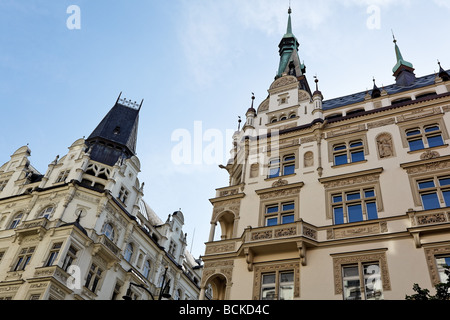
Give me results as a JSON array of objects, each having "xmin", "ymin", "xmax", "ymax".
[{"xmin": 1, "ymin": 0, "xmax": 450, "ymax": 259}]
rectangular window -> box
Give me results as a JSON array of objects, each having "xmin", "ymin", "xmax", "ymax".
[
  {"xmin": 62, "ymin": 246, "xmax": 78, "ymax": 272},
  {"xmin": 417, "ymin": 177, "xmax": 450, "ymax": 210},
  {"xmin": 265, "ymin": 202, "xmax": 295, "ymax": 226},
  {"xmin": 436, "ymin": 255, "xmax": 450, "ymax": 283},
  {"xmin": 405, "ymin": 124, "xmax": 445, "ymax": 151},
  {"xmin": 55, "ymin": 170, "xmax": 70, "ymax": 183},
  {"xmin": 331, "ymin": 188, "xmax": 378, "ymax": 225},
  {"xmin": 268, "ymin": 159, "xmax": 280, "ymax": 179},
  {"xmin": 45, "ymin": 242, "xmax": 62, "ymax": 267},
  {"xmin": 333, "ymin": 140, "xmax": 365, "ymax": 166},
  {"xmin": 342, "ymin": 263, "xmax": 383, "ymax": 300},
  {"xmin": 12, "ymin": 247, "xmax": 35, "ymax": 271},
  {"xmin": 85, "ymin": 263, "xmax": 103, "ymax": 293},
  {"xmin": 261, "ymin": 273, "xmax": 276, "ymax": 300},
  {"xmin": 260, "ymin": 271, "xmax": 294, "ymax": 300},
  {"xmin": 0, "ymin": 180, "xmax": 8, "ymax": 192},
  {"xmin": 118, "ymin": 186, "xmax": 129, "ymax": 204},
  {"xmin": 282, "ymin": 155, "xmax": 296, "ymax": 176}
]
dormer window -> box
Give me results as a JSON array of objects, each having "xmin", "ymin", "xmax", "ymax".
[
  {"xmin": 38, "ymin": 206, "xmax": 54, "ymax": 219},
  {"xmin": 118, "ymin": 186, "xmax": 129, "ymax": 204},
  {"xmin": 113, "ymin": 126, "xmax": 121, "ymax": 135}
]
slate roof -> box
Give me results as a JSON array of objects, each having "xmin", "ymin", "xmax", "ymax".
[
  {"xmin": 322, "ymin": 70, "xmax": 447, "ymax": 111},
  {"xmin": 85, "ymin": 100, "xmax": 140, "ymax": 166}
]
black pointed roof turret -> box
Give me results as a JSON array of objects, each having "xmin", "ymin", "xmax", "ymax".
[
  {"xmin": 86, "ymin": 94, "xmax": 142, "ymax": 166},
  {"xmin": 438, "ymin": 60, "xmax": 450, "ymax": 81}
]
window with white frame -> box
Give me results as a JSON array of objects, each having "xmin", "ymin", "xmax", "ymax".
[
  {"xmin": 435, "ymin": 255, "xmax": 450, "ymax": 283},
  {"xmin": 62, "ymin": 245, "xmax": 78, "ymax": 272},
  {"xmin": 45, "ymin": 242, "xmax": 63, "ymax": 267},
  {"xmin": 332, "ymin": 188, "xmax": 379, "ymax": 225},
  {"xmin": 260, "ymin": 271, "xmax": 295, "ymax": 300},
  {"xmin": 118, "ymin": 186, "xmax": 129, "ymax": 204},
  {"xmin": 268, "ymin": 154, "xmax": 296, "ymax": 179},
  {"xmin": 342, "ymin": 263, "xmax": 383, "ymax": 300},
  {"xmin": 265, "ymin": 202, "xmax": 295, "ymax": 226},
  {"xmin": 332, "ymin": 250, "xmax": 390, "ymax": 300},
  {"xmin": 333, "ymin": 140, "xmax": 365, "ymax": 166},
  {"xmin": 102, "ymin": 223, "xmax": 115, "ymax": 241},
  {"xmin": 406, "ymin": 124, "xmax": 445, "ymax": 151},
  {"xmin": 12, "ymin": 246, "xmax": 35, "ymax": 271},
  {"xmin": 8, "ymin": 212, "xmax": 23, "ymax": 229},
  {"xmin": 85, "ymin": 263, "xmax": 103, "ymax": 293},
  {"xmin": 124, "ymin": 243, "xmax": 133, "ymax": 262},
  {"xmin": 417, "ymin": 176, "xmax": 450, "ymax": 210},
  {"xmin": 143, "ymin": 260, "xmax": 151, "ymax": 279},
  {"xmin": 38, "ymin": 206, "xmax": 54, "ymax": 219}
]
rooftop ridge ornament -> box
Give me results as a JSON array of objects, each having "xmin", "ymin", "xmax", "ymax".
[{"xmin": 116, "ymin": 92, "xmax": 143, "ymax": 110}]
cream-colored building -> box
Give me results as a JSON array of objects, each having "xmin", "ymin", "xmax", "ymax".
[
  {"xmin": 200, "ymin": 8, "xmax": 450, "ymax": 300},
  {"xmin": 0, "ymin": 96, "xmax": 203, "ymax": 300}
]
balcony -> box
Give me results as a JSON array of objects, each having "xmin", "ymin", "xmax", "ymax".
[
  {"xmin": 15, "ymin": 218, "xmax": 49, "ymax": 244},
  {"xmin": 407, "ymin": 208, "xmax": 450, "ymax": 248},
  {"xmin": 92, "ymin": 234, "xmax": 121, "ymax": 269},
  {"xmin": 31, "ymin": 265, "xmax": 70, "ymax": 286}
]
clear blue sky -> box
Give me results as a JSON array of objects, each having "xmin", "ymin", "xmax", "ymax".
[{"xmin": 1, "ymin": 0, "xmax": 450, "ymax": 258}]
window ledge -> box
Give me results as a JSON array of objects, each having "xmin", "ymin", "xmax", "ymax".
[
  {"xmin": 264, "ymin": 173, "xmax": 296, "ymax": 182},
  {"xmin": 331, "ymin": 160, "xmax": 368, "ymax": 169},
  {"xmin": 407, "ymin": 144, "xmax": 449, "ymax": 154}
]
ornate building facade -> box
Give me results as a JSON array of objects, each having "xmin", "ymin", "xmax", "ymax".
[
  {"xmin": 200, "ymin": 8, "xmax": 450, "ymax": 300},
  {"xmin": 0, "ymin": 96, "xmax": 202, "ymax": 300}
]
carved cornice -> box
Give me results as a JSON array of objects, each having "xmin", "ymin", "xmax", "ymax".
[
  {"xmin": 255, "ymin": 182, "xmax": 304, "ymax": 200},
  {"xmin": 400, "ymin": 155, "xmax": 450, "ymax": 174},
  {"xmin": 319, "ymin": 168, "xmax": 383, "ymax": 189}
]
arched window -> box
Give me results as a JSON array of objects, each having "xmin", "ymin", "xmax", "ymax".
[
  {"xmin": 124, "ymin": 243, "xmax": 133, "ymax": 262},
  {"xmin": 102, "ymin": 223, "xmax": 115, "ymax": 241},
  {"xmin": 143, "ymin": 260, "xmax": 151, "ymax": 279},
  {"xmin": 39, "ymin": 206, "xmax": 54, "ymax": 219},
  {"xmin": 9, "ymin": 212, "xmax": 23, "ymax": 229}
]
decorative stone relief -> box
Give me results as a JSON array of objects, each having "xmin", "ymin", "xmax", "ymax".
[
  {"xmin": 376, "ymin": 133, "xmax": 395, "ymax": 159},
  {"xmin": 420, "ymin": 150, "xmax": 440, "ymax": 160},
  {"xmin": 304, "ymin": 151, "xmax": 314, "ymax": 167}
]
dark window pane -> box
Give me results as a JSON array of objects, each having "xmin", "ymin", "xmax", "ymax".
[
  {"xmin": 346, "ymin": 192, "xmax": 361, "ymax": 201},
  {"xmin": 408, "ymin": 139, "xmax": 424, "ymax": 151},
  {"xmin": 427, "ymin": 135, "xmax": 444, "ymax": 148},
  {"xmin": 418, "ymin": 180, "xmax": 435, "ymax": 189},
  {"xmin": 334, "ymin": 207, "xmax": 344, "ymax": 225},
  {"xmin": 348, "ymin": 204, "xmax": 363, "ymax": 223},
  {"xmin": 282, "ymin": 215, "xmax": 295, "ymax": 224},
  {"xmin": 266, "ymin": 218, "xmax": 278, "ymax": 226},
  {"xmin": 421, "ymin": 192, "xmax": 440, "ymax": 210},
  {"xmin": 335, "ymin": 154, "xmax": 348, "ymax": 166},
  {"xmin": 266, "ymin": 206, "xmax": 279, "ymax": 214},
  {"xmin": 351, "ymin": 151, "xmax": 365, "ymax": 163},
  {"xmin": 282, "ymin": 203, "xmax": 295, "ymax": 211},
  {"xmin": 283, "ymin": 165, "xmax": 295, "ymax": 176},
  {"xmin": 366, "ymin": 202, "xmax": 378, "ymax": 220},
  {"xmin": 443, "ymin": 190, "xmax": 450, "ymax": 207},
  {"xmin": 406, "ymin": 129, "xmax": 421, "ymax": 136}
]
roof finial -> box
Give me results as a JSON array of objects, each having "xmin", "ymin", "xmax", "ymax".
[
  {"xmin": 391, "ymin": 29, "xmax": 396, "ymax": 43},
  {"xmin": 238, "ymin": 116, "xmax": 242, "ymax": 131}
]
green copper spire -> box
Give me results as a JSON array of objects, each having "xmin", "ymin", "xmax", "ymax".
[
  {"xmin": 276, "ymin": 7, "xmax": 305, "ymax": 79},
  {"xmin": 284, "ymin": 7, "xmax": 293, "ymax": 38},
  {"xmin": 392, "ymin": 38, "xmax": 414, "ymax": 74}
]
